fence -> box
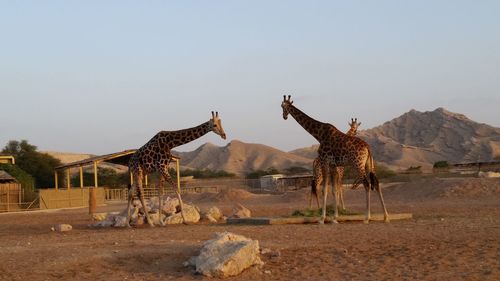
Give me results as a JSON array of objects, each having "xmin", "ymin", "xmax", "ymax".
[
  {"xmin": 38, "ymin": 187, "xmax": 105, "ymax": 209},
  {"xmin": 105, "ymin": 178, "xmax": 262, "ymax": 201}
]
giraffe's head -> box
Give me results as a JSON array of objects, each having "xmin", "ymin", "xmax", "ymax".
[
  {"xmin": 281, "ymin": 95, "xmax": 293, "ymax": 120},
  {"xmin": 210, "ymin": 111, "xmax": 226, "ymax": 140},
  {"xmin": 348, "ymin": 118, "xmax": 361, "ymax": 133}
]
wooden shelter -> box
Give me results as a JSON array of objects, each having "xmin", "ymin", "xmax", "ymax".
[
  {"xmin": 50, "ymin": 149, "xmax": 181, "ymax": 213},
  {"xmin": 0, "ymin": 170, "xmax": 21, "ymax": 212},
  {"xmin": 0, "ymin": 155, "xmax": 15, "ymax": 165}
]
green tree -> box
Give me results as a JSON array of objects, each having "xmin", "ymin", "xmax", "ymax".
[
  {"xmin": 433, "ymin": 161, "xmax": 449, "ymax": 169},
  {"xmin": 179, "ymin": 168, "xmax": 235, "ymax": 179},
  {"xmin": 245, "ymin": 167, "xmax": 281, "ymax": 179},
  {"xmin": 284, "ymin": 166, "xmax": 310, "ymax": 175},
  {"xmin": 2, "ymin": 140, "xmax": 62, "ymax": 188},
  {"xmin": 71, "ymin": 167, "xmax": 129, "ymax": 188}
]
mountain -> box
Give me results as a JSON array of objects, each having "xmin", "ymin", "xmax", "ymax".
[
  {"xmin": 46, "ymin": 108, "xmax": 500, "ymax": 175},
  {"xmin": 173, "ymin": 140, "xmax": 313, "ymax": 175},
  {"xmin": 290, "ymin": 108, "xmax": 500, "ymax": 171}
]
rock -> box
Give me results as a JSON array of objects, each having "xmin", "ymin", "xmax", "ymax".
[
  {"xmin": 92, "ymin": 212, "xmax": 107, "ymax": 221},
  {"xmin": 113, "ymin": 216, "xmax": 129, "ymax": 228},
  {"xmin": 54, "ymin": 224, "xmax": 72, "ymax": 232},
  {"xmin": 206, "ymin": 206, "xmax": 223, "ymax": 220},
  {"xmin": 230, "ymin": 203, "xmax": 251, "ymax": 218},
  {"xmin": 164, "ymin": 203, "xmax": 200, "ymax": 224},
  {"xmin": 188, "ymin": 232, "xmax": 263, "ymax": 278},
  {"xmin": 147, "ymin": 212, "xmax": 166, "ymax": 225},
  {"xmin": 205, "ymin": 214, "xmax": 218, "ymax": 223},
  {"xmin": 162, "ymin": 197, "xmax": 180, "ymax": 216}
]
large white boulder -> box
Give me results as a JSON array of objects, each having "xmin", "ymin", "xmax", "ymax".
[{"xmin": 188, "ymin": 232, "xmax": 263, "ymax": 278}]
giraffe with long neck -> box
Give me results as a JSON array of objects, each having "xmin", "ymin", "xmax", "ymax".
[
  {"xmin": 310, "ymin": 118, "xmax": 362, "ymax": 210},
  {"xmin": 127, "ymin": 111, "xmax": 227, "ymax": 227},
  {"xmin": 281, "ymin": 95, "xmax": 389, "ymax": 223}
]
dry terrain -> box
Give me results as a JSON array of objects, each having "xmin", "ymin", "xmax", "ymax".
[{"xmin": 1, "ymin": 177, "xmax": 499, "ymax": 281}]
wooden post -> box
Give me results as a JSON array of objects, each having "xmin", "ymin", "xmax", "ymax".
[
  {"xmin": 79, "ymin": 166, "xmax": 83, "ymax": 188},
  {"xmin": 54, "ymin": 171, "xmax": 58, "ymax": 190},
  {"xmin": 145, "ymin": 175, "xmax": 148, "ymax": 186},
  {"xmin": 130, "ymin": 172, "xmax": 133, "ymax": 185},
  {"xmin": 7, "ymin": 185, "xmax": 10, "ymax": 212},
  {"xmin": 80, "ymin": 166, "xmax": 84, "ymax": 206},
  {"xmin": 66, "ymin": 169, "xmax": 71, "ymax": 189},
  {"xmin": 89, "ymin": 162, "xmax": 98, "ymax": 215},
  {"xmin": 93, "ymin": 162, "xmax": 98, "ymax": 188}
]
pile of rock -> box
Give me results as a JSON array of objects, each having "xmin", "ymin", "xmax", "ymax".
[{"xmin": 91, "ymin": 197, "xmax": 231, "ymax": 228}]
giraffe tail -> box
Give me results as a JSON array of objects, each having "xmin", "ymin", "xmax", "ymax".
[
  {"xmin": 367, "ymin": 149, "xmax": 378, "ymax": 191},
  {"xmin": 311, "ymin": 179, "xmax": 318, "ymax": 197}
]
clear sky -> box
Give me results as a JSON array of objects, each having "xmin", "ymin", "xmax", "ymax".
[{"xmin": 1, "ymin": 1, "xmax": 499, "ymax": 154}]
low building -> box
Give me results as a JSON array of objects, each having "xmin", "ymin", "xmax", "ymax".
[
  {"xmin": 259, "ymin": 174, "xmax": 285, "ymax": 189},
  {"xmin": 0, "ymin": 155, "xmax": 15, "ymax": 165}
]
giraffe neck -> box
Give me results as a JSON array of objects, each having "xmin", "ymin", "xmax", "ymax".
[
  {"xmin": 287, "ymin": 104, "xmax": 332, "ymax": 141},
  {"xmin": 346, "ymin": 128, "xmax": 357, "ymax": 136},
  {"xmin": 160, "ymin": 121, "xmax": 212, "ymax": 148}
]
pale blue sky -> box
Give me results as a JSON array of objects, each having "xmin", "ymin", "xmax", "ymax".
[{"xmin": 1, "ymin": 1, "xmax": 499, "ymax": 154}]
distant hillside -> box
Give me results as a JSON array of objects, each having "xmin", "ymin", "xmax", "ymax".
[
  {"xmin": 290, "ymin": 108, "xmax": 500, "ymax": 171},
  {"xmin": 173, "ymin": 140, "xmax": 313, "ymax": 176},
  {"xmin": 46, "ymin": 107, "xmax": 500, "ymax": 175}
]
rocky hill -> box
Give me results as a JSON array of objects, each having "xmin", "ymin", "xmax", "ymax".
[
  {"xmin": 173, "ymin": 140, "xmax": 312, "ymax": 176},
  {"xmin": 46, "ymin": 108, "xmax": 500, "ymax": 175}
]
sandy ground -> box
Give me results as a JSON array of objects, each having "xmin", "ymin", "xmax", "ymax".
[{"xmin": 0, "ymin": 177, "xmax": 499, "ymax": 281}]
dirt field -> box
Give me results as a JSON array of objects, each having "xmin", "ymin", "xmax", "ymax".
[{"xmin": 1, "ymin": 177, "xmax": 499, "ymax": 281}]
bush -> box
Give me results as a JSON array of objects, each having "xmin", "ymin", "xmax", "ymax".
[
  {"xmin": 180, "ymin": 168, "xmax": 235, "ymax": 179},
  {"xmin": 245, "ymin": 167, "xmax": 281, "ymax": 179},
  {"xmin": 433, "ymin": 161, "xmax": 449, "ymax": 169},
  {"xmin": 71, "ymin": 167, "xmax": 129, "ymax": 188},
  {"xmin": 283, "ymin": 166, "xmax": 310, "ymax": 175}
]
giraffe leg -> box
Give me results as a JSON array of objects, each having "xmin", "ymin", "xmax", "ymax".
[
  {"xmin": 371, "ymin": 172, "xmax": 390, "ymax": 222},
  {"xmin": 137, "ymin": 172, "xmax": 154, "ymax": 227},
  {"xmin": 162, "ymin": 170, "xmax": 188, "ymax": 225},
  {"xmin": 126, "ymin": 182, "xmax": 136, "ymax": 227},
  {"xmin": 158, "ymin": 175, "xmax": 165, "ymax": 226},
  {"xmin": 319, "ymin": 165, "xmax": 329, "ymax": 224},
  {"xmin": 315, "ymin": 178, "xmax": 321, "ymax": 209},
  {"xmin": 331, "ymin": 168, "xmax": 339, "ymax": 224},
  {"xmin": 362, "ymin": 175, "xmax": 371, "ymax": 224}
]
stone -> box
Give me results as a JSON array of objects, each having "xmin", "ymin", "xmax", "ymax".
[
  {"xmin": 205, "ymin": 214, "xmax": 218, "ymax": 223},
  {"xmin": 206, "ymin": 206, "xmax": 223, "ymax": 220},
  {"xmin": 92, "ymin": 212, "xmax": 107, "ymax": 221},
  {"xmin": 164, "ymin": 203, "xmax": 200, "ymax": 224},
  {"xmin": 161, "ymin": 197, "xmax": 180, "ymax": 216},
  {"xmin": 188, "ymin": 232, "xmax": 263, "ymax": 278},
  {"xmin": 147, "ymin": 212, "xmax": 166, "ymax": 225},
  {"xmin": 54, "ymin": 224, "xmax": 72, "ymax": 232},
  {"xmin": 230, "ymin": 203, "xmax": 251, "ymax": 218},
  {"xmin": 113, "ymin": 216, "xmax": 129, "ymax": 228}
]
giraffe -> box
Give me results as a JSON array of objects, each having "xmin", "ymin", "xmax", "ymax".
[
  {"xmin": 281, "ymin": 95, "xmax": 389, "ymax": 223},
  {"xmin": 310, "ymin": 118, "xmax": 362, "ymax": 210},
  {"xmin": 127, "ymin": 111, "xmax": 226, "ymax": 227}
]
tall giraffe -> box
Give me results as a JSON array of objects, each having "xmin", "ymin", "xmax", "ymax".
[
  {"xmin": 127, "ymin": 112, "xmax": 226, "ymax": 227},
  {"xmin": 281, "ymin": 95, "xmax": 389, "ymax": 223},
  {"xmin": 310, "ymin": 118, "xmax": 362, "ymax": 210}
]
